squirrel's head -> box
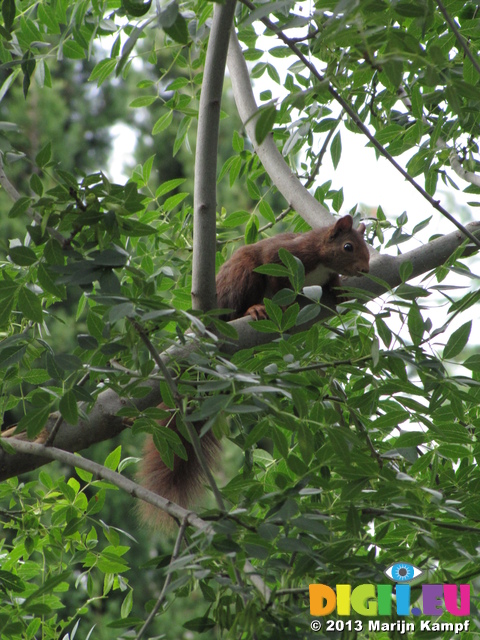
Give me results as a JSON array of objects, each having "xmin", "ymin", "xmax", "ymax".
[{"xmin": 329, "ymin": 215, "xmax": 370, "ymax": 277}]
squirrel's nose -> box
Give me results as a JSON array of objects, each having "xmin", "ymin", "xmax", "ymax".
[{"xmin": 355, "ymin": 265, "xmax": 369, "ymax": 275}]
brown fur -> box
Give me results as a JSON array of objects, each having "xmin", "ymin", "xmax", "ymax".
[
  {"xmin": 216, "ymin": 214, "xmax": 369, "ymax": 320},
  {"xmin": 137, "ymin": 215, "xmax": 369, "ymax": 524},
  {"xmin": 137, "ymin": 412, "xmax": 220, "ymax": 526}
]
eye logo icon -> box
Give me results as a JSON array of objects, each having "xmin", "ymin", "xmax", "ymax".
[{"xmin": 384, "ymin": 563, "xmax": 423, "ymax": 583}]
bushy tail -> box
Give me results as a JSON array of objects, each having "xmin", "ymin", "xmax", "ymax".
[{"xmin": 136, "ymin": 412, "xmax": 220, "ymax": 527}]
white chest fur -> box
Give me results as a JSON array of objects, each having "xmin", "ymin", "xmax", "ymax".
[{"xmin": 304, "ymin": 263, "xmax": 335, "ymax": 286}]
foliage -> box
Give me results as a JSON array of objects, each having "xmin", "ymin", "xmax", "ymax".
[{"xmin": 0, "ymin": 0, "xmax": 480, "ymax": 639}]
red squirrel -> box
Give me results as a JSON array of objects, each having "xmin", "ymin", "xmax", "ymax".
[
  {"xmin": 138, "ymin": 215, "xmax": 370, "ymax": 523},
  {"xmin": 216, "ymin": 213, "xmax": 369, "ymax": 320}
]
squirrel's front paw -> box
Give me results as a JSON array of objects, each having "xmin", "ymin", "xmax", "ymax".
[{"xmin": 244, "ymin": 304, "xmax": 268, "ymax": 320}]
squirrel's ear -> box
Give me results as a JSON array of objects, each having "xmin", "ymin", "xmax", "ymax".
[
  {"xmin": 332, "ymin": 214, "xmax": 353, "ymax": 235},
  {"xmin": 357, "ymin": 222, "xmax": 366, "ymax": 234}
]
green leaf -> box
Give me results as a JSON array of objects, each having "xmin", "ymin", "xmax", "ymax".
[
  {"xmin": 332, "ymin": 188, "xmax": 344, "ymax": 213},
  {"xmin": 23, "ymin": 369, "xmax": 51, "ymax": 384},
  {"xmin": 164, "ymin": 192, "xmax": 188, "ymax": 211},
  {"xmin": 346, "ymin": 503, "xmax": 361, "ymax": 535},
  {"xmin": 18, "ymin": 404, "xmax": 51, "ymax": 438},
  {"xmin": 245, "ymin": 215, "xmax": 259, "ymax": 244},
  {"xmin": 163, "ymin": 14, "xmax": 189, "ymax": 45},
  {"xmin": 255, "ymin": 105, "xmax": 277, "ymax": 145},
  {"xmin": 184, "ymin": 617, "xmax": 216, "ymax": 632},
  {"xmin": 30, "ymin": 173, "xmax": 43, "ymax": 196},
  {"xmin": 0, "ymin": 570, "xmax": 25, "ymax": 593},
  {"xmin": 173, "ymin": 115, "xmax": 191, "ymax": 156},
  {"xmin": 122, "ymin": 0, "xmax": 152, "ymax": 17},
  {"xmin": 23, "ymin": 570, "xmax": 71, "ymax": 606},
  {"xmin": 152, "ymin": 111, "xmax": 173, "ymax": 134},
  {"xmin": 54, "ymin": 354, "xmax": 82, "ymax": 372},
  {"xmin": 37, "ymin": 264, "xmax": 65, "ymax": 299},
  {"xmin": 259, "ymin": 200, "xmax": 275, "ymax": 224},
  {"xmin": 104, "ymin": 446, "xmax": 122, "ymax": 471},
  {"xmin": 18, "ymin": 287, "xmax": 43, "ymax": 323},
  {"xmin": 35, "ymin": 142, "xmax": 52, "ymax": 168},
  {"xmin": 129, "ymin": 96, "xmax": 156, "ymax": 108},
  {"xmin": 463, "ymin": 355, "xmax": 480, "ymax": 372},
  {"xmin": 89, "ymin": 58, "xmax": 117, "ymax": 86},
  {"xmin": 232, "ymin": 130, "xmax": 244, "ymax": 153},
  {"xmin": 8, "ymin": 196, "xmax": 32, "ymax": 219},
  {"xmin": 62, "ymin": 41, "xmax": 86, "ymax": 60},
  {"xmin": 263, "ymin": 298, "xmax": 282, "ymax": 326},
  {"xmin": 155, "ymin": 178, "xmax": 186, "ymax": 198},
  {"xmin": 37, "ymin": 4, "xmax": 59, "ymax": 34},
  {"xmin": 330, "ymin": 131, "xmax": 342, "ymax": 169},
  {"xmin": 382, "ymin": 60, "xmax": 403, "ymax": 90},
  {"xmin": 407, "ymin": 303, "xmax": 424, "ymax": 346},
  {"xmin": 223, "ymin": 210, "xmax": 251, "ymax": 228},
  {"xmin": 396, "ymin": 432, "xmax": 427, "ymax": 448},
  {"xmin": 77, "ymin": 334, "xmax": 98, "ymax": 350},
  {"xmin": 2, "ymin": 0, "xmax": 15, "ymax": 31},
  {"xmin": 160, "ymin": 381, "xmax": 175, "ymax": 408},
  {"xmin": 278, "ymin": 248, "xmax": 304, "ymax": 291},
  {"xmin": 296, "ymin": 303, "xmax": 320, "ymax": 325},
  {"xmin": 121, "ymin": 590, "xmax": 133, "ymax": 618},
  {"xmin": 443, "ymin": 321, "xmax": 471, "ymax": 360},
  {"xmin": 59, "ymin": 390, "xmax": 79, "ymax": 425},
  {"xmin": 399, "ymin": 261, "xmax": 413, "ymax": 282},
  {"xmin": 375, "ymin": 316, "xmax": 392, "ymax": 348},
  {"xmin": 0, "ymin": 343, "xmax": 27, "ymax": 367},
  {"xmin": 9, "ymin": 245, "xmax": 37, "ymax": 266},
  {"xmin": 254, "ymin": 264, "xmax": 289, "ymax": 277},
  {"xmin": 281, "ymin": 303, "xmax": 299, "ymax": 330}
]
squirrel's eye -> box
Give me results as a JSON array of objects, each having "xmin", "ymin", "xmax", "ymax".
[{"xmin": 344, "ymin": 243, "xmax": 353, "ymax": 252}]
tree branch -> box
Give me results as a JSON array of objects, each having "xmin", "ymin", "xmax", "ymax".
[
  {"xmin": 192, "ymin": 0, "xmax": 237, "ymax": 312},
  {"xmin": 135, "ymin": 517, "xmax": 189, "ymax": 639},
  {"xmin": 398, "ymin": 85, "xmax": 480, "ymax": 188},
  {"xmin": 5, "ymin": 438, "xmax": 211, "ymax": 530},
  {"xmin": 129, "ymin": 317, "xmax": 226, "ymax": 512},
  {"xmin": 2, "ymin": 221, "xmax": 480, "ymax": 480},
  {"xmin": 236, "ymin": 0, "xmax": 480, "ymax": 249},
  {"xmin": 4, "ymin": 437, "xmax": 272, "ymax": 602},
  {"xmin": 435, "ymin": 0, "xmax": 480, "ymax": 78},
  {"xmin": 447, "ymin": 146, "xmax": 480, "ymax": 188},
  {"xmin": 227, "ymin": 30, "xmax": 332, "ymax": 229}
]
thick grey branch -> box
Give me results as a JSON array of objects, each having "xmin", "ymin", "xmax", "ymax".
[
  {"xmin": 448, "ymin": 149, "xmax": 480, "ymax": 188},
  {"xmin": 227, "ymin": 30, "xmax": 332, "ymax": 229},
  {"xmin": 192, "ymin": 0, "xmax": 237, "ymax": 312},
  {"xmin": 0, "ymin": 380, "xmax": 161, "ymax": 480},
  {"xmin": 237, "ymin": 0, "xmax": 480, "ymax": 249},
  {"xmin": 2, "ymin": 223, "xmax": 479, "ymax": 479}
]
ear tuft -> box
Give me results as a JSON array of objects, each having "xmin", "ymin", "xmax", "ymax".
[{"xmin": 332, "ymin": 214, "xmax": 353, "ymax": 235}]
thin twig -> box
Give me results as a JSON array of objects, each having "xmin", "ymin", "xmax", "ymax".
[
  {"xmin": 238, "ymin": 0, "xmax": 480, "ymax": 249},
  {"xmin": 363, "ymin": 507, "xmax": 480, "ymax": 533},
  {"xmin": 435, "ymin": 0, "xmax": 480, "ymax": 77},
  {"xmin": 398, "ymin": 85, "xmax": 480, "ymax": 188},
  {"xmin": 128, "ymin": 318, "xmax": 179, "ymax": 398},
  {"xmin": 44, "ymin": 372, "xmax": 91, "ymax": 446},
  {"xmin": 5, "ymin": 437, "xmax": 271, "ymax": 601},
  {"xmin": 128, "ymin": 317, "xmax": 226, "ymax": 511},
  {"xmin": 135, "ymin": 517, "xmax": 189, "ymax": 640}
]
